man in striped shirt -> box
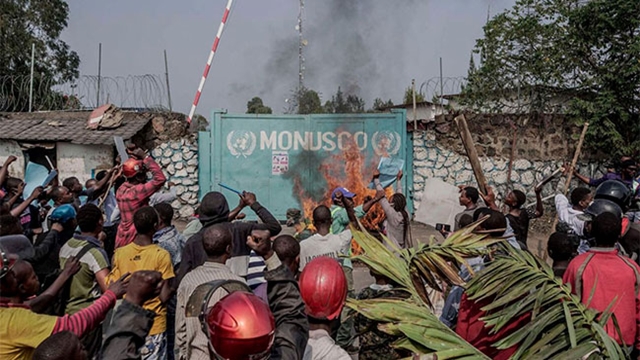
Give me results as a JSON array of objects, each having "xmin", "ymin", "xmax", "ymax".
[{"xmin": 175, "ymin": 224, "xmax": 246, "ymax": 360}]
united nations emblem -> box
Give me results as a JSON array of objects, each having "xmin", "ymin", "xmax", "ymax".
[
  {"xmin": 226, "ymin": 130, "xmax": 257, "ymax": 158},
  {"xmin": 372, "ymin": 131, "xmax": 401, "ymax": 156}
]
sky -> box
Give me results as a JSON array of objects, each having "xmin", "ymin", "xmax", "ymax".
[{"xmin": 62, "ymin": 0, "xmax": 516, "ymax": 118}]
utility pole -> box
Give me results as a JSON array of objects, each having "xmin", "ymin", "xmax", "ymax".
[
  {"xmin": 297, "ymin": 0, "xmax": 305, "ymax": 90},
  {"xmin": 164, "ymin": 50, "xmax": 173, "ymax": 111},
  {"xmin": 97, "ymin": 43, "xmax": 102, "ymax": 106},
  {"xmin": 28, "ymin": 44, "xmax": 35, "ymax": 112}
]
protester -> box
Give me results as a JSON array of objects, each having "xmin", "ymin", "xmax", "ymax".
[
  {"xmin": 32, "ymin": 331, "xmax": 87, "ymax": 360},
  {"xmin": 355, "ymin": 268, "xmax": 411, "ymax": 360},
  {"xmin": 0, "ymin": 246, "xmax": 128, "ymax": 360},
  {"xmin": 115, "ymin": 146, "xmax": 167, "ymax": 248},
  {"xmin": 63, "ymin": 169, "xmax": 114, "ymax": 208},
  {"xmin": 175, "ymin": 224, "xmax": 246, "ymax": 360},
  {"xmin": 555, "ymin": 187, "xmax": 592, "ymax": 237},
  {"xmin": 32, "ymin": 204, "xmax": 78, "ymax": 288},
  {"xmin": 455, "ymin": 186, "xmax": 481, "ymax": 230},
  {"xmin": 253, "ymin": 234, "xmax": 301, "ymax": 303},
  {"xmin": 4, "ymin": 177, "xmax": 43, "ymax": 238},
  {"xmin": 547, "ymin": 232, "xmax": 576, "ymax": 277},
  {"xmin": 58, "ymin": 204, "xmax": 110, "ymax": 357},
  {"xmin": 101, "ymin": 271, "xmax": 165, "ymax": 359},
  {"xmin": 371, "ymin": 169, "xmax": 411, "ymax": 249},
  {"xmin": 153, "ymin": 203, "xmax": 185, "ymax": 269},
  {"xmin": 0, "ymin": 156, "xmax": 18, "ymax": 200},
  {"xmin": 285, "ymin": 208, "xmax": 313, "ymax": 241},
  {"xmin": 299, "ymin": 204, "xmax": 353, "ymax": 270},
  {"xmin": 563, "ymin": 212, "xmax": 640, "ymax": 351},
  {"xmin": 573, "ymin": 158, "xmax": 638, "ymax": 189},
  {"xmin": 300, "ymin": 257, "xmax": 351, "ymax": 360},
  {"xmin": 481, "ymin": 185, "xmax": 543, "ymax": 248},
  {"xmin": 91, "ymin": 169, "xmax": 121, "ymax": 261},
  {"xmin": 178, "ymin": 191, "xmax": 281, "ymax": 281},
  {"xmin": 42, "ymin": 186, "xmax": 74, "ymax": 232},
  {"xmin": 107, "ymin": 206, "xmax": 174, "ymax": 360}
]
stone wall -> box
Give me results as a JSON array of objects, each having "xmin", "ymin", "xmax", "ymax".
[
  {"xmin": 151, "ymin": 138, "xmax": 199, "ymax": 219},
  {"xmin": 412, "ymin": 114, "xmax": 606, "ymax": 211}
]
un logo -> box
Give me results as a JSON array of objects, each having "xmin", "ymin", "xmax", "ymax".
[
  {"xmin": 226, "ymin": 130, "xmax": 257, "ymax": 158},
  {"xmin": 372, "ymin": 131, "xmax": 401, "ymax": 156}
]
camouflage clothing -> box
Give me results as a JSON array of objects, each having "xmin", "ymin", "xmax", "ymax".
[{"xmin": 355, "ymin": 285, "xmax": 411, "ymax": 360}]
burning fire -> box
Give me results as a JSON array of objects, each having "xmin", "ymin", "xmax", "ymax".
[{"xmin": 292, "ymin": 138, "xmax": 394, "ymax": 232}]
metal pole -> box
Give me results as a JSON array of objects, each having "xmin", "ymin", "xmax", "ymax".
[
  {"xmin": 28, "ymin": 44, "xmax": 35, "ymax": 112},
  {"xmin": 412, "ymin": 79, "xmax": 417, "ymax": 132},
  {"xmin": 97, "ymin": 43, "xmax": 102, "ymax": 106},
  {"xmin": 187, "ymin": 0, "xmax": 235, "ymax": 124},
  {"xmin": 298, "ymin": 0, "xmax": 304, "ymax": 90},
  {"xmin": 439, "ymin": 57, "xmax": 444, "ymax": 104},
  {"xmin": 164, "ymin": 50, "xmax": 173, "ymax": 111}
]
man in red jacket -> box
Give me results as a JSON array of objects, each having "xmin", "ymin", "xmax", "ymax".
[
  {"xmin": 115, "ymin": 146, "xmax": 166, "ymax": 248},
  {"xmin": 563, "ymin": 212, "xmax": 640, "ymax": 353}
]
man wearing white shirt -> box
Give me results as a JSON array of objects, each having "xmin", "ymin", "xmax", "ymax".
[{"xmin": 555, "ymin": 187, "xmax": 593, "ymax": 237}]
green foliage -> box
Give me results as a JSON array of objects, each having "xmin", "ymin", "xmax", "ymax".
[
  {"xmin": 246, "ymin": 97, "xmax": 273, "ymax": 114},
  {"xmin": 466, "ymin": 245, "xmax": 625, "ymax": 359},
  {"xmin": 324, "ymin": 87, "xmax": 365, "ymax": 113},
  {"xmin": 371, "ymin": 98, "xmax": 394, "ymax": 112},
  {"xmin": 0, "ymin": 0, "xmax": 80, "ymax": 111},
  {"xmin": 403, "ymin": 86, "xmax": 425, "ymax": 105},
  {"xmin": 296, "ymin": 88, "xmax": 324, "ymax": 114},
  {"xmin": 348, "ymin": 220, "xmax": 625, "ymax": 359},
  {"xmin": 465, "ymin": 0, "xmax": 640, "ymax": 156}
]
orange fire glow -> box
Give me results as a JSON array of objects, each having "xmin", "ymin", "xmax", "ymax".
[{"xmin": 293, "ymin": 138, "xmax": 394, "ymax": 232}]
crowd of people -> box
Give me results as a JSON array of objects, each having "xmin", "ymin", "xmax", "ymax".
[{"xmin": 0, "ymin": 145, "xmax": 639, "ymax": 360}]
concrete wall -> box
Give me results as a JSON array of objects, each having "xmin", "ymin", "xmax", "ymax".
[
  {"xmin": 0, "ymin": 140, "xmax": 25, "ymax": 179},
  {"xmin": 57, "ymin": 143, "xmax": 113, "ymax": 185},
  {"xmin": 151, "ymin": 139, "xmax": 199, "ymax": 219}
]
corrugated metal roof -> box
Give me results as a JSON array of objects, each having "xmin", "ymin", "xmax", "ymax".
[{"xmin": 0, "ymin": 111, "xmax": 152, "ymax": 145}]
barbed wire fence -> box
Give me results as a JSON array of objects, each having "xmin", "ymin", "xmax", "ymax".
[
  {"xmin": 417, "ymin": 76, "xmax": 467, "ymax": 103},
  {"xmin": 0, "ymin": 74, "xmax": 170, "ymax": 112}
]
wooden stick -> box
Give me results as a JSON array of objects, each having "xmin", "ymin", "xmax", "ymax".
[
  {"xmin": 540, "ymin": 122, "xmax": 589, "ymax": 260},
  {"xmin": 454, "ymin": 114, "xmax": 488, "ymax": 196}
]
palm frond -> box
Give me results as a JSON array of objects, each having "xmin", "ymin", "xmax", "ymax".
[
  {"xmin": 347, "ymin": 298, "xmax": 491, "ymax": 360},
  {"xmin": 465, "ymin": 245, "xmax": 627, "ymax": 359}
]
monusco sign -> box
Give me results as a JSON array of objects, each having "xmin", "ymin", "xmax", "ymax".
[
  {"xmin": 227, "ymin": 129, "xmax": 402, "ymax": 156},
  {"xmin": 199, "ymin": 110, "xmax": 410, "ymax": 220}
]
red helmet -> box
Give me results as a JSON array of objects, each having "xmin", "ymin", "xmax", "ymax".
[
  {"xmin": 122, "ymin": 158, "xmax": 143, "ymax": 178},
  {"xmin": 207, "ymin": 291, "xmax": 275, "ymax": 359},
  {"xmin": 299, "ymin": 257, "xmax": 347, "ymax": 320}
]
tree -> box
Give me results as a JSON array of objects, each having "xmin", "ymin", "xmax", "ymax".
[
  {"xmin": 297, "ymin": 88, "xmax": 324, "ymax": 114},
  {"xmin": 1, "ymin": 0, "xmax": 80, "ymax": 111},
  {"xmin": 403, "ymin": 86, "xmax": 425, "ymax": 105},
  {"xmin": 246, "ymin": 97, "xmax": 273, "ymax": 114},
  {"xmin": 464, "ymin": 0, "xmax": 640, "ymax": 156},
  {"xmin": 324, "ymin": 87, "xmax": 366, "ymax": 113},
  {"xmin": 370, "ymin": 98, "xmax": 394, "ymax": 112}
]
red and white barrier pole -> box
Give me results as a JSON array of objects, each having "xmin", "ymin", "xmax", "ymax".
[{"xmin": 187, "ymin": 0, "xmax": 234, "ymax": 124}]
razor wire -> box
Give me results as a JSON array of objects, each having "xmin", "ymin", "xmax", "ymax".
[
  {"xmin": 0, "ymin": 74, "xmax": 169, "ymax": 112},
  {"xmin": 418, "ymin": 76, "xmax": 467, "ymax": 102}
]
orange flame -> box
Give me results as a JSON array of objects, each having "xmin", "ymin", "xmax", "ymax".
[{"xmin": 292, "ymin": 138, "xmax": 393, "ymax": 232}]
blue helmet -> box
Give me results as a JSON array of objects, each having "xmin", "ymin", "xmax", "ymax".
[{"xmin": 49, "ymin": 204, "xmax": 77, "ymax": 224}]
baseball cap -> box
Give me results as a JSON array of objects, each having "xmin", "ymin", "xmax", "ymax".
[{"xmin": 331, "ymin": 187, "xmax": 356, "ymax": 201}]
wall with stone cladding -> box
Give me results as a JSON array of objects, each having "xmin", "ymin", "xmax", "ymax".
[
  {"xmin": 151, "ymin": 138, "xmax": 199, "ymax": 219},
  {"xmin": 411, "ymin": 114, "xmax": 606, "ymax": 211}
]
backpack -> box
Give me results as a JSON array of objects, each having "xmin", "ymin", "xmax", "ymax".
[{"xmin": 48, "ymin": 243, "xmax": 97, "ymax": 316}]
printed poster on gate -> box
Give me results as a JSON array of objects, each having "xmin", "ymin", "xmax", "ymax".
[{"xmin": 272, "ymin": 151, "xmax": 289, "ymax": 175}]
